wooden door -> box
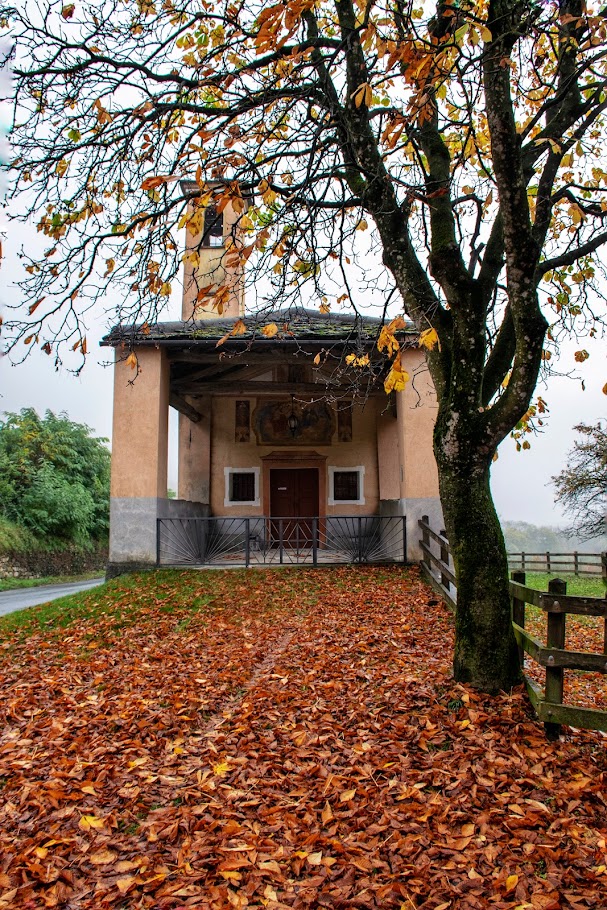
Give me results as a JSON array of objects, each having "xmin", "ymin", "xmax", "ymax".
[{"xmin": 269, "ymin": 468, "xmax": 319, "ymax": 546}]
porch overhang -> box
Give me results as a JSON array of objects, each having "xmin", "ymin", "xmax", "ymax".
[{"xmin": 101, "ymin": 308, "xmax": 418, "ymax": 417}]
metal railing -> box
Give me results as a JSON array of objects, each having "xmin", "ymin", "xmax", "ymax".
[{"xmin": 157, "ymin": 515, "xmax": 407, "ymax": 567}]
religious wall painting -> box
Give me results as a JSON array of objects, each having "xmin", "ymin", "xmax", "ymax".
[
  {"xmin": 235, "ymin": 399, "xmax": 250, "ymax": 442},
  {"xmin": 253, "ymin": 399, "xmax": 335, "ymax": 446}
]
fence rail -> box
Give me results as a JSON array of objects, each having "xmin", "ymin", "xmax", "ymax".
[
  {"xmin": 508, "ymin": 551, "xmax": 606, "ymax": 577},
  {"xmin": 418, "ymin": 516, "xmax": 607, "ymax": 737},
  {"xmin": 511, "ymin": 574, "xmax": 607, "ymax": 738},
  {"xmin": 158, "ymin": 515, "xmax": 407, "ymax": 568}
]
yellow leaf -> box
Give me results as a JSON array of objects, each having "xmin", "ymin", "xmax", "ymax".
[
  {"xmin": 81, "ymin": 784, "xmax": 96, "ymax": 795},
  {"xmin": 505, "ymin": 873, "xmax": 518, "ymax": 892},
  {"xmin": 126, "ymin": 352, "xmax": 138, "ymax": 370},
  {"xmin": 602, "ymin": 382, "xmax": 607, "ymax": 395},
  {"xmin": 384, "ymin": 352, "xmax": 409, "ymax": 393},
  {"xmin": 356, "ymin": 219, "xmax": 368, "ymax": 231},
  {"xmin": 55, "ymin": 159, "xmax": 69, "ymax": 177},
  {"xmin": 313, "ymin": 352, "xmax": 321, "ymax": 365},
  {"xmin": 232, "ymin": 318, "xmax": 246, "ymax": 336},
  {"xmin": 339, "ymin": 788, "xmax": 356, "ymax": 803},
  {"xmin": 419, "ymin": 327, "xmax": 439, "ymax": 350},
  {"xmin": 159, "ymin": 281, "xmax": 172, "ymax": 297},
  {"xmin": 261, "ymin": 322, "xmax": 279, "ymax": 338},
  {"xmin": 321, "ymin": 801, "xmax": 334, "ymax": 824},
  {"xmin": 319, "ymin": 302, "xmax": 330, "ymax": 314},
  {"xmin": 213, "ymin": 760, "xmax": 230, "ymax": 776},
  {"xmin": 461, "ymin": 823, "xmax": 475, "ymax": 836},
  {"xmin": 480, "ymin": 26, "xmax": 492, "ymax": 41},
  {"xmin": 79, "ymin": 814, "xmax": 105, "ymax": 830},
  {"xmin": 574, "ymin": 349, "xmax": 589, "ymax": 362},
  {"xmin": 307, "ymin": 851, "xmax": 323, "ymax": 865},
  {"xmin": 221, "ymin": 871, "xmax": 242, "ymax": 881}
]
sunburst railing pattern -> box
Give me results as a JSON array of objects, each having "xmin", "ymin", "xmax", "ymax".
[{"xmin": 157, "ymin": 516, "xmax": 406, "ymax": 567}]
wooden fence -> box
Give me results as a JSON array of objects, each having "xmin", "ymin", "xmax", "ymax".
[
  {"xmin": 508, "ymin": 551, "xmax": 606, "ymax": 577},
  {"xmin": 419, "ymin": 516, "xmax": 607, "ymax": 737}
]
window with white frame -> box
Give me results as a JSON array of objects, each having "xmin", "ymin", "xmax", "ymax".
[
  {"xmin": 328, "ymin": 466, "xmax": 365, "ymax": 505},
  {"xmin": 224, "ymin": 467, "xmax": 260, "ymax": 507}
]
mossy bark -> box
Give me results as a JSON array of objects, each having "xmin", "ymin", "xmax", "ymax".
[{"xmin": 435, "ymin": 431, "xmax": 521, "ymax": 693}]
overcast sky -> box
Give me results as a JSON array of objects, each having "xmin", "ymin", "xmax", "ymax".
[{"xmin": 1, "ymin": 213, "xmax": 605, "ymax": 528}]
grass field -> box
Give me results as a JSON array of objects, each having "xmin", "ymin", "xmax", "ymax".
[{"xmin": 520, "ymin": 572, "xmax": 605, "ymax": 598}]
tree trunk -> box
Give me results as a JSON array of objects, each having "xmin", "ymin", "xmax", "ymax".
[{"xmin": 435, "ymin": 435, "xmax": 521, "ymax": 693}]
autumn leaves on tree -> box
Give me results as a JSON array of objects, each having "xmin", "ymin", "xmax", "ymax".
[{"xmin": 3, "ymin": 0, "xmax": 607, "ymax": 690}]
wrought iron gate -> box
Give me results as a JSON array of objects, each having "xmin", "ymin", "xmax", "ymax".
[{"xmin": 157, "ymin": 515, "xmax": 406, "ymax": 567}]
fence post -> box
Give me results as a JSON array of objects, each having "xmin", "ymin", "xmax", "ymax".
[
  {"xmin": 358, "ymin": 517, "xmax": 363, "ymax": 563},
  {"xmin": 602, "ymin": 552, "xmax": 607, "ymax": 584},
  {"xmin": 521, "ymin": 551, "xmax": 525, "ymax": 572},
  {"xmin": 402, "ymin": 516, "xmax": 407, "ymax": 564},
  {"xmin": 574, "ymin": 551, "xmax": 579, "ymax": 576},
  {"xmin": 440, "ymin": 529, "xmax": 450, "ymax": 591},
  {"xmin": 421, "ymin": 515, "xmax": 430, "ymax": 569},
  {"xmin": 312, "ymin": 518, "xmax": 318, "ymax": 567},
  {"xmin": 511, "ymin": 570, "xmax": 526, "ymax": 670},
  {"xmin": 245, "ymin": 519, "xmax": 250, "ymax": 569},
  {"xmin": 544, "ymin": 577, "xmax": 567, "ymax": 740},
  {"xmin": 546, "ymin": 551, "xmax": 551, "ymax": 574}
]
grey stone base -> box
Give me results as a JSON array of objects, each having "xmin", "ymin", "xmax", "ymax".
[
  {"xmin": 110, "ymin": 496, "xmax": 210, "ymax": 567},
  {"xmin": 380, "ymin": 497, "xmax": 444, "ymax": 562}
]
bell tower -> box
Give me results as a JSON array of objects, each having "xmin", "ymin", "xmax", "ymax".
[{"xmin": 180, "ymin": 181, "xmax": 248, "ymax": 321}]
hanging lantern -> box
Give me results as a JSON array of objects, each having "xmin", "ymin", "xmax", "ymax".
[{"xmin": 287, "ymin": 395, "xmax": 299, "ymax": 437}]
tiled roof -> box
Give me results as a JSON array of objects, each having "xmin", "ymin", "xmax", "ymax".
[{"xmin": 101, "ymin": 308, "xmax": 416, "ymax": 347}]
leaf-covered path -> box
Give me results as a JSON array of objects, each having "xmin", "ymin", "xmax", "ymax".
[{"xmin": 0, "ymin": 567, "xmax": 605, "ymax": 910}]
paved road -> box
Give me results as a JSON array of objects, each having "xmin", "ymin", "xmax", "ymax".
[{"xmin": 0, "ymin": 578, "xmax": 105, "ymax": 617}]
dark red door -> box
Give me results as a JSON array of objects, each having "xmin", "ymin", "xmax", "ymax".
[{"xmin": 270, "ymin": 468, "xmax": 319, "ymax": 546}]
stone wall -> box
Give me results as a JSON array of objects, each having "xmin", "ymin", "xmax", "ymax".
[{"xmin": 0, "ymin": 544, "xmax": 108, "ymax": 579}]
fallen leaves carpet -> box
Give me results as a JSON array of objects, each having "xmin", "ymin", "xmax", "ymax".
[{"xmin": 0, "ymin": 566, "xmax": 605, "ymax": 910}]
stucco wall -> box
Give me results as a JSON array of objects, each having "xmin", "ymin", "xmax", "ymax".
[
  {"xmin": 205, "ymin": 396, "xmax": 382, "ymax": 516},
  {"xmin": 182, "ymin": 199, "xmax": 245, "ymax": 321},
  {"xmin": 398, "ymin": 348, "xmax": 440, "ymax": 501},
  {"xmin": 110, "ymin": 346, "xmax": 169, "ymax": 499}
]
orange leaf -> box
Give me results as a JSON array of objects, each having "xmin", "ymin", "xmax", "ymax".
[
  {"xmin": 322, "ymin": 801, "xmax": 334, "ymax": 824},
  {"xmin": 89, "ymin": 849, "xmax": 117, "ymax": 865}
]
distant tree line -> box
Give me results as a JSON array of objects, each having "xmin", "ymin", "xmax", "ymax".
[
  {"xmin": 502, "ymin": 522, "xmax": 606, "ymax": 555},
  {"xmin": 0, "ymin": 409, "xmax": 110, "ymax": 549}
]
